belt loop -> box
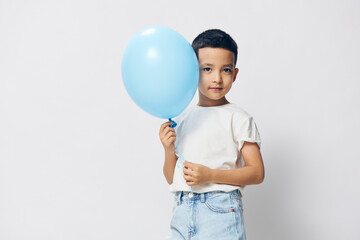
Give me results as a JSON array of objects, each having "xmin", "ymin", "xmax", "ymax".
[
  {"xmin": 238, "ymin": 189, "xmax": 242, "ymax": 198},
  {"xmin": 201, "ymin": 193, "xmax": 205, "ymax": 203}
]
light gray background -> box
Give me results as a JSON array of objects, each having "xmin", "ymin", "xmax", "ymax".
[{"xmin": 0, "ymin": 0, "xmax": 359, "ymax": 239}]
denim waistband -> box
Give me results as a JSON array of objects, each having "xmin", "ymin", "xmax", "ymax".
[{"xmin": 174, "ymin": 189, "xmax": 242, "ymax": 205}]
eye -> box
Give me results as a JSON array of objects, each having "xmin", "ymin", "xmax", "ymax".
[
  {"xmin": 203, "ymin": 67, "xmax": 211, "ymax": 72},
  {"xmin": 223, "ymin": 68, "xmax": 233, "ymax": 73}
]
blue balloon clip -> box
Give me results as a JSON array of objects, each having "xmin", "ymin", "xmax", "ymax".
[{"xmin": 168, "ymin": 118, "xmax": 177, "ymax": 128}]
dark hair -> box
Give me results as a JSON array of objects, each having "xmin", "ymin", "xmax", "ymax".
[{"xmin": 192, "ymin": 29, "xmax": 238, "ymax": 66}]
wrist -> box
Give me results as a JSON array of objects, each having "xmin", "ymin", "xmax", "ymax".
[
  {"xmin": 209, "ymin": 168, "xmax": 217, "ymax": 183},
  {"xmin": 164, "ymin": 148, "xmax": 175, "ymax": 155},
  {"xmin": 164, "ymin": 148, "xmax": 177, "ymax": 162}
]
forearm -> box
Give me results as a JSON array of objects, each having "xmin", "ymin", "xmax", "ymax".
[
  {"xmin": 210, "ymin": 166, "xmax": 264, "ymax": 187},
  {"xmin": 163, "ymin": 150, "xmax": 178, "ymax": 185}
]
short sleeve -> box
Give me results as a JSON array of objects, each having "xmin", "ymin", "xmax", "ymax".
[{"xmin": 234, "ymin": 116, "xmax": 262, "ymax": 150}]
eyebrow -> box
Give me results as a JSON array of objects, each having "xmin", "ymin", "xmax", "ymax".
[{"xmin": 201, "ymin": 63, "xmax": 234, "ymax": 68}]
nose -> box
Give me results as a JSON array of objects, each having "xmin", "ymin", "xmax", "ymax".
[{"xmin": 212, "ymin": 71, "xmax": 222, "ymax": 83}]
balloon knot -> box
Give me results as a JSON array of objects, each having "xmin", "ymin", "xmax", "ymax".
[{"xmin": 168, "ymin": 118, "xmax": 177, "ymax": 128}]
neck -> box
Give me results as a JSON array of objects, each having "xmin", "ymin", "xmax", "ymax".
[{"xmin": 197, "ymin": 97, "xmax": 229, "ymax": 107}]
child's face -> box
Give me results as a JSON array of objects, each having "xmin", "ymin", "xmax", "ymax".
[{"xmin": 197, "ymin": 47, "xmax": 239, "ymax": 107}]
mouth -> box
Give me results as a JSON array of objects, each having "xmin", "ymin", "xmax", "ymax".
[{"xmin": 209, "ymin": 87, "xmax": 223, "ymax": 92}]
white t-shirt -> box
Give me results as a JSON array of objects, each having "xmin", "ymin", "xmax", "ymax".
[{"xmin": 169, "ymin": 102, "xmax": 261, "ymax": 193}]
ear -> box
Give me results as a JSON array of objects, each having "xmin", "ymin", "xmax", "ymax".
[{"xmin": 233, "ymin": 68, "xmax": 239, "ymax": 83}]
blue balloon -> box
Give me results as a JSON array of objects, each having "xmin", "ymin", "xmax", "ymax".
[{"xmin": 121, "ymin": 26, "xmax": 199, "ymax": 119}]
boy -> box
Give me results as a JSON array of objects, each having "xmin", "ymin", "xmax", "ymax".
[{"xmin": 159, "ymin": 29, "xmax": 264, "ymax": 240}]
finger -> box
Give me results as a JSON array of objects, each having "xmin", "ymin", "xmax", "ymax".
[
  {"xmin": 160, "ymin": 122, "xmax": 170, "ymax": 133},
  {"xmin": 186, "ymin": 181, "xmax": 194, "ymax": 186},
  {"xmin": 185, "ymin": 161, "xmax": 196, "ymax": 171},
  {"xmin": 163, "ymin": 127, "xmax": 175, "ymax": 138},
  {"xmin": 165, "ymin": 131, "xmax": 176, "ymax": 140},
  {"xmin": 160, "ymin": 122, "xmax": 173, "ymax": 132},
  {"xmin": 166, "ymin": 136, "xmax": 176, "ymax": 145},
  {"xmin": 185, "ymin": 160, "xmax": 194, "ymax": 166},
  {"xmin": 160, "ymin": 128, "xmax": 175, "ymax": 141},
  {"xmin": 183, "ymin": 174, "xmax": 192, "ymax": 180},
  {"xmin": 183, "ymin": 167, "xmax": 192, "ymax": 175},
  {"xmin": 163, "ymin": 136, "xmax": 176, "ymax": 148},
  {"xmin": 161, "ymin": 126, "xmax": 175, "ymax": 139},
  {"xmin": 184, "ymin": 160, "xmax": 191, "ymax": 167},
  {"xmin": 183, "ymin": 164, "xmax": 193, "ymax": 171}
]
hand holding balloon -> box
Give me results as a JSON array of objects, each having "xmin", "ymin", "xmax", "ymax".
[{"xmin": 159, "ymin": 121, "xmax": 177, "ymax": 154}]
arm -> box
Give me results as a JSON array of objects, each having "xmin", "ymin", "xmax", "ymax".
[
  {"xmin": 183, "ymin": 141, "xmax": 264, "ymax": 187},
  {"xmin": 211, "ymin": 142, "xmax": 264, "ymax": 186},
  {"xmin": 159, "ymin": 122, "xmax": 178, "ymax": 185},
  {"xmin": 163, "ymin": 150, "xmax": 178, "ymax": 185}
]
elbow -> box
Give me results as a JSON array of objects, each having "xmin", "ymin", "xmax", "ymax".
[
  {"xmin": 253, "ymin": 168, "xmax": 265, "ymax": 185},
  {"xmin": 163, "ymin": 169, "xmax": 173, "ymax": 185},
  {"xmin": 256, "ymin": 174, "xmax": 264, "ymax": 184},
  {"xmin": 252, "ymin": 176, "xmax": 264, "ymax": 185},
  {"xmin": 256, "ymin": 170, "xmax": 265, "ymax": 184}
]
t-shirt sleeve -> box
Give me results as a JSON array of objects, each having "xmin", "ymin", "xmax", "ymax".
[{"xmin": 234, "ymin": 115, "xmax": 262, "ymax": 150}]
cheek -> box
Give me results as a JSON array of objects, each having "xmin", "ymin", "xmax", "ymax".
[
  {"xmin": 224, "ymin": 83, "xmax": 233, "ymax": 93},
  {"xmin": 198, "ymin": 77, "xmax": 207, "ymax": 88},
  {"xmin": 224, "ymin": 76, "xmax": 234, "ymax": 87}
]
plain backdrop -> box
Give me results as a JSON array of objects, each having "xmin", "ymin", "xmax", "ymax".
[{"xmin": 0, "ymin": 0, "xmax": 359, "ymax": 239}]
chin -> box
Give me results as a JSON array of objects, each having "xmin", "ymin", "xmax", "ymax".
[{"xmin": 208, "ymin": 93, "xmax": 225, "ymax": 99}]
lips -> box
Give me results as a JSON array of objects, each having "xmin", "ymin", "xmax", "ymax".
[{"xmin": 209, "ymin": 87, "xmax": 222, "ymax": 92}]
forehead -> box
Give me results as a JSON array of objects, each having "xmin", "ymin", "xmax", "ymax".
[{"xmin": 198, "ymin": 47, "xmax": 235, "ymax": 66}]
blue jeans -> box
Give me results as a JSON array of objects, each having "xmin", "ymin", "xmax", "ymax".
[{"xmin": 166, "ymin": 189, "xmax": 247, "ymax": 240}]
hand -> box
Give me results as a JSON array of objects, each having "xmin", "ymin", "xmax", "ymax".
[
  {"xmin": 183, "ymin": 161, "xmax": 213, "ymax": 186},
  {"xmin": 159, "ymin": 121, "xmax": 176, "ymax": 154}
]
